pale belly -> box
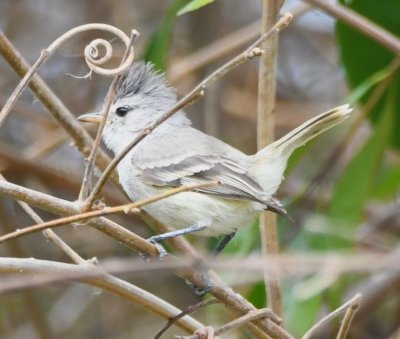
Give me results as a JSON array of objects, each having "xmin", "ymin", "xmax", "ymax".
[
  {"xmin": 141, "ymin": 191, "xmax": 261, "ymax": 237},
  {"xmin": 119, "ymin": 171, "xmax": 261, "ymax": 237}
]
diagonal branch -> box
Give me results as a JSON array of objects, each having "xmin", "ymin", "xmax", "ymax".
[
  {"xmin": 302, "ymin": 293, "xmax": 362, "ymax": 339},
  {"xmin": 0, "ymin": 179, "xmax": 293, "ymax": 339},
  {"xmin": 302, "ymin": 0, "xmax": 400, "ymax": 55},
  {"xmin": 0, "ymin": 257, "xmax": 203, "ymax": 335},
  {"xmin": 0, "ymin": 181, "xmax": 219, "ymax": 243}
]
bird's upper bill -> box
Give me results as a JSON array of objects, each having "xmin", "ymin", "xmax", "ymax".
[{"xmin": 77, "ymin": 111, "xmax": 102, "ymax": 123}]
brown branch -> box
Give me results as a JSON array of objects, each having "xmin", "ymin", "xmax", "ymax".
[
  {"xmin": 0, "ymin": 175, "xmax": 206, "ymax": 335},
  {"xmin": 257, "ymin": 0, "xmax": 285, "ymax": 319},
  {"xmin": 0, "ymin": 31, "xmax": 113, "ymax": 180},
  {"xmin": 0, "ymin": 179, "xmax": 158, "ymax": 256},
  {"xmin": 0, "ymin": 24, "xmax": 136, "ymax": 127},
  {"xmin": 336, "ymin": 298, "xmax": 361, "ymax": 339},
  {"xmin": 169, "ymin": 3, "xmax": 309, "ymax": 83},
  {"xmin": 178, "ymin": 308, "xmax": 281, "ymax": 339},
  {"xmin": 0, "ymin": 181, "xmax": 219, "ymax": 243},
  {"xmin": 0, "ymin": 179, "xmax": 293, "ymax": 339},
  {"xmin": 302, "ymin": 0, "xmax": 400, "ymax": 55},
  {"xmin": 155, "ymin": 298, "xmax": 219, "ymax": 339},
  {"xmin": 0, "ymin": 257, "xmax": 203, "ymax": 335},
  {"xmin": 302, "ymin": 294, "xmax": 362, "ymax": 339},
  {"xmin": 304, "ymin": 57, "xmax": 400, "ymax": 198},
  {"xmin": 84, "ymin": 12, "xmax": 293, "ymax": 209}
]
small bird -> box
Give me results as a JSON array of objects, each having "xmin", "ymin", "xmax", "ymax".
[{"xmin": 79, "ymin": 62, "xmax": 351, "ymax": 253}]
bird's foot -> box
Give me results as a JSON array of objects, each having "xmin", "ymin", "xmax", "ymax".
[{"xmin": 147, "ymin": 236, "xmax": 168, "ymax": 259}]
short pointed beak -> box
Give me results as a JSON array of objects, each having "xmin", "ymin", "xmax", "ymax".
[{"xmin": 77, "ymin": 112, "xmax": 102, "ymax": 123}]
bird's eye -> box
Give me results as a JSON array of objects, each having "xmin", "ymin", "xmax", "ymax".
[{"xmin": 116, "ymin": 106, "xmax": 130, "ymax": 117}]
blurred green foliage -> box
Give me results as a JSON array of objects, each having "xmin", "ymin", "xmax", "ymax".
[
  {"xmin": 177, "ymin": 0, "xmax": 215, "ymax": 16},
  {"xmin": 143, "ymin": 0, "xmax": 187, "ymax": 70},
  {"xmin": 337, "ymin": 0, "xmax": 400, "ymax": 148},
  {"xmin": 142, "ymin": 0, "xmax": 399, "ymax": 337}
]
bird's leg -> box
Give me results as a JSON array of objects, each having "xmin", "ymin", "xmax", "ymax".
[
  {"xmin": 212, "ymin": 231, "xmax": 237, "ymax": 257},
  {"xmin": 147, "ymin": 220, "xmax": 211, "ymax": 257},
  {"xmin": 191, "ymin": 231, "xmax": 237, "ymax": 297}
]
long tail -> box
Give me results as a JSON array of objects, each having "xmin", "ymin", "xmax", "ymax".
[{"xmin": 260, "ymin": 104, "xmax": 352, "ymax": 159}]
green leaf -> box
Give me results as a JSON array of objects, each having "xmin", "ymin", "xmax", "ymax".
[
  {"xmin": 336, "ymin": 0, "xmax": 400, "ymax": 148},
  {"xmin": 370, "ymin": 163, "xmax": 400, "ymax": 201},
  {"xmin": 246, "ymin": 281, "xmax": 267, "ymax": 309},
  {"xmin": 143, "ymin": 0, "xmax": 187, "ymax": 71},
  {"xmin": 328, "ymin": 90, "xmax": 395, "ymax": 225},
  {"xmin": 284, "ymin": 283, "xmax": 322, "ymax": 337},
  {"xmin": 177, "ymin": 0, "xmax": 214, "ymax": 16}
]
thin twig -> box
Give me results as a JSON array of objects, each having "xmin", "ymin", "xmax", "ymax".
[
  {"xmin": 169, "ymin": 4, "xmax": 309, "ymax": 83},
  {"xmin": 0, "ymin": 179, "xmax": 159, "ymax": 256},
  {"xmin": 336, "ymin": 297, "xmax": 361, "ymax": 339},
  {"xmin": 0, "ymin": 175, "xmax": 205, "ymax": 335},
  {"xmin": 304, "ymin": 57, "xmax": 400, "ymax": 198},
  {"xmin": 84, "ymin": 13, "xmax": 293, "ymax": 209},
  {"xmin": 0, "ymin": 181, "xmax": 219, "ymax": 243},
  {"xmin": 155, "ymin": 298, "xmax": 219, "ymax": 339},
  {"xmin": 79, "ymin": 30, "xmax": 139, "ymax": 201},
  {"xmin": 19, "ymin": 200, "xmax": 86, "ymax": 264},
  {"xmin": 0, "ymin": 257, "xmax": 204, "ymax": 335},
  {"xmin": 0, "ymin": 24, "xmax": 136, "ymax": 127},
  {"xmin": 257, "ymin": 0, "xmax": 285, "ymax": 319},
  {"xmin": 0, "ymin": 31, "xmax": 114, "ymax": 180},
  {"xmin": 178, "ymin": 308, "xmax": 281, "ymax": 339},
  {"xmin": 302, "ymin": 294, "xmax": 362, "ymax": 339},
  {"xmin": 302, "ymin": 0, "xmax": 400, "ymax": 54},
  {"xmin": 0, "ymin": 180, "xmax": 293, "ymax": 339}
]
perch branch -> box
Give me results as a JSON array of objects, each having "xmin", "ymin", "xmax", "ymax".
[
  {"xmin": 0, "ymin": 181, "xmax": 219, "ymax": 243},
  {"xmin": 0, "ymin": 257, "xmax": 203, "ymax": 335},
  {"xmin": 0, "ymin": 179, "xmax": 292, "ymax": 339}
]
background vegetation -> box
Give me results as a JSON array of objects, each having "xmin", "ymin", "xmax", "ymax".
[{"xmin": 0, "ymin": 0, "xmax": 399, "ymax": 338}]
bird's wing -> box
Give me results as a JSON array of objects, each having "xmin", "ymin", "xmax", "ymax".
[{"xmin": 138, "ymin": 153, "xmax": 287, "ymax": 216}]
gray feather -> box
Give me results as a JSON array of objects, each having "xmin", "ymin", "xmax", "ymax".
[{"xmin": 140, "ymin": 153, "xmax": 286, "ymax": 215}]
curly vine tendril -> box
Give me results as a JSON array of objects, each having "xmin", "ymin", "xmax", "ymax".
[{"xmin": 0, "ymin": 23, "xmax": 138, "ymax": 127}]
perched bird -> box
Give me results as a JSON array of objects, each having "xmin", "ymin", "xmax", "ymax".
[{"xmin": 79, "ymin": 62, "xmax": 351, "ymax": 253}]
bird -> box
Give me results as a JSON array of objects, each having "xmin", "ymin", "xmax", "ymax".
[{"xmin": 78, "ymin": 61, "xmax": 352, "ymax": 255}]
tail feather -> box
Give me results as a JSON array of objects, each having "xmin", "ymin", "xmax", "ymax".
[{"xmin": 264, "ymin": 104, "xmax": 352, "ymax": 158}]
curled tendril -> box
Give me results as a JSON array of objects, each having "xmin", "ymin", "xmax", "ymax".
[
  {"xmin": 80, "ymin": 28, "xmax": 137, "ymax": 76},
  {"xmin": 0, "ymin": 24, "xmax": 138, "ymax": 127}
]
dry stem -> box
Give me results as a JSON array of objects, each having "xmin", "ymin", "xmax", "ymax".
[
  {"xmin": 0, "ymin": 31, "xmax": 114, "ymax": 181},
  {"xmin": 0, "ymin": 181, "xmax": 219, "ymax": 243},
  {"xmin": 0, "ymin": 24, "xmax": 136, "ymax": 127},
  {"xmin": 0, "ymin": 179, "xmax": 293, "ymax": 339},
  {"xmin": 303, "ymin": 0, "xmax": 400, "ymax": 55},
  {"xmin": 0, "ymin": 257, "xmax": 203, "ymax": 334},
  {"xmin": 257, "ymin": 0, "xmax": 285, "ymax": 318},
  {"xmin": 302, "ymin": 293, "xmax": 362, "ymax": 339},
  {"xmin": 178, "ymin": 308, "xmax": 282, "ymax": 339}
]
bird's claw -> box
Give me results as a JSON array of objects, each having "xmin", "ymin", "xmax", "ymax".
[{"xmin": 147, "ymin": 236, "xmax": 168, "ymax": 259}]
